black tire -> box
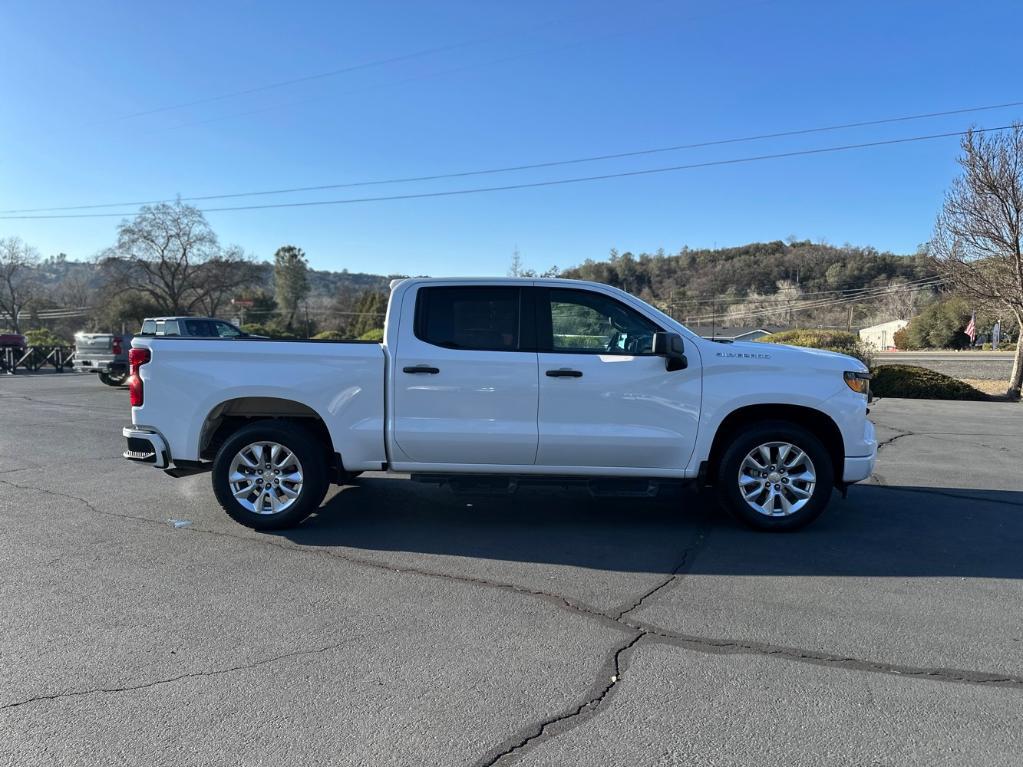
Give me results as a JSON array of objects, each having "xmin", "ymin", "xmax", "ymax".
[
  {"xmin": 715, "ymin": 420, "xmax": 833, "ymax": 532},
  {"xmin": 212, "ymin": 421, "xmax": 329, "ymax": 530},
  {"xmin": 99, "ymin": 371, "xmax": 128, "ymax": 386}
]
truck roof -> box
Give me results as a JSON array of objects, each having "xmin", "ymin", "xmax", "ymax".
[
  {"xmin": 143, "ymin": 316, "xmax": 225, "ymax": 322},
  {"xmin": 388, "ymin": 276, "xmax": 602, "ymax": 290}
]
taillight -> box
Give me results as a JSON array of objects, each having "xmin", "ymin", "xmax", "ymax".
[
  {"xmin": 128, "ymin": 347, "xmax": 150, "ymax": 407},
  {"xmin": 112, "ymin": 337, "xmax": 122, "ymax": 355}
]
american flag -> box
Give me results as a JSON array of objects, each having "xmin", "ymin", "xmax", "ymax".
[{"xmin": 965, "ymin": 312, "xmax": 977, "ymax": 343}]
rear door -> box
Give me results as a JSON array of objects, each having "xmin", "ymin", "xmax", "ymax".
[
  {"xmin": 391, "ymin": 285, "xmax": 539, "ymax": 465},
  {"xmin": 534, "ymin": 286, "xmax": 700, "ymax": 470}
]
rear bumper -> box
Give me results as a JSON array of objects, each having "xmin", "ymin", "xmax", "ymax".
[
  {"xmin": 842, "ymin": 419, "xmax": 877, "ymax": 484},
  {"xmin": 122, "ymin": 426, "xmax": 170, "ymax": 469},
  {"xmin": 76, "ymin": 360, "xmax": 123, "ymax": 373}
]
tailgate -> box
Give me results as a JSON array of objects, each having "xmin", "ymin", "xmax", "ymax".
[{"xmin": 75, "ymin": 334, "xmax": 113, "ymax": 355}]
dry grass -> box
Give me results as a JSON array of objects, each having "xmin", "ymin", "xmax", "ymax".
[{"xmin": 958, "ymin": 379, "xmax": 1012, "ymax": 399}]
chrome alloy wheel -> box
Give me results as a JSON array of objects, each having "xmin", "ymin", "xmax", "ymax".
[
  {"xmin": 228, "ymin": 441, "xmax": 304, "ymax": 515},
  {"xmin": 737, "ymin": 441, "xmax": 817, "ymax": 517}
]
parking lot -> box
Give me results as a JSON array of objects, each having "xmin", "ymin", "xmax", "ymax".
[{"xmin": 2, "ymin": 374, "xmax": 1022, "ymax": 766}]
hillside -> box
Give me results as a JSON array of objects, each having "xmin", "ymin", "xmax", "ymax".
[
  {"xmin": 560, "ymin": 240, "xmax": 937, "ymax": 329},
  {"xmin": 23, "ymin": 241, "xmax": 937, "ymax": 337}
]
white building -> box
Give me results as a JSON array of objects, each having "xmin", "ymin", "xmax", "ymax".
[{"xmin": 858, "ymin": 319, "xmax": 908, "ymax": 351}]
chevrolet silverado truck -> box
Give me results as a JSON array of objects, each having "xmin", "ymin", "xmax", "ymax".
[
  {"xmin": 122, "ymin": 278, "xmax": 876, "ymax": 531},
  {"xmin": 74, "ymin": 332, "xmax": 132, "ymax": 385}
]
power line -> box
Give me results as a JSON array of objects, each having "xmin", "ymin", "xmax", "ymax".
[
  {"xmin": 9, "ymin": 101, "xmax": 1023, "ymax": 214},
  {"xmin": 1, "ymin": 125, "xmax": 1014, "ymax": 221}
]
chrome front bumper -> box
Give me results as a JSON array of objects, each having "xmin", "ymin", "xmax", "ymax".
[{"xmin": 122, "ymin": 426, "xmax": 170, "ymax": 469}]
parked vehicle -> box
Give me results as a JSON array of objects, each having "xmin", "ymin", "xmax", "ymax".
[
  {"xmin": 74, "ymin": 332, "xmax": 132, "ymax": 385},
  {"xmin": 138, "ymin": 317, "xmax": 250, "ymax": 338},
  {"xmin": 0, "ymin": 333, "xmax": 27, "ymax": 352},
  {"xmin": 122, "ymin": 278, "xmax": 876, "ymax": 532}
]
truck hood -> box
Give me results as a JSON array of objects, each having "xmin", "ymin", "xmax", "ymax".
[{"xmin": 708, "ymin": 339, "xmax": 867, "ymax": 373}]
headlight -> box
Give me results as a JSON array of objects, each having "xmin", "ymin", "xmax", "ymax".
[{"xmin": 844, "ymin": 370, "xmax": 871, "ymax": 398}]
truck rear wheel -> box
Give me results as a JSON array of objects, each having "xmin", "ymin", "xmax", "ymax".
[
  {"xmin": 212, "ymin": 421, "xmax": 329, "ymax": 530},
  {"xmin": 99, "ymin": 371, "xmax": 128, "ymax": 386},
  {"xmin": 715, "ymin": 421, "xmax": 833, "ymax": 531}
]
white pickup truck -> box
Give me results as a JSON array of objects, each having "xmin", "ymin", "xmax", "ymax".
[{"xmin": 123, "ymin": 277, "xmax": 876, "ymax": 531}]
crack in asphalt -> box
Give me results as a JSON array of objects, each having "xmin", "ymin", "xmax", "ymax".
[
  {"xmin": 622, "ymin": 621, "xmax": 1023, "ymax": 689},
  {"xmin": 475, "ymin": 632, "xmax": 647, "ymax": 767},
  {"xmin": 0, "ymin": 478, "xmax": 158, "ymax": 527},
  {"xmin": 876, "ymin": 428, "xmax": 914, "ymax": 450},
  {"xmin": 611, "ymin": 525, "xmax": 710, "ymax": 621},
  {"xmin": 919, "ymin": 433, "xmax": 1014, "ymax": 454},
  {"xmin": 479, "ymin": 525, "xmax": 711, "ymax": 766},
  {"xmin": 0, "ymin": 455, "xmax": 122, "ymax": 476},
  {"xmin": 0, "ymin": 641, "xmax": 355, "ymax": 712},
  {"xmin": 872, "ymin": 483, "xmax": 1023, "ymax": 508}
]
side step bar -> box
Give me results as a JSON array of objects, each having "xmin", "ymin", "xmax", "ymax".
[{"xmin": 410, "ymin": 474, "xmax": 685, "ymax": 498}]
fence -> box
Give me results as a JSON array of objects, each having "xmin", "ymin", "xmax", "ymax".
[{"xmin": 0, "ymin": 346, "xmax": 76, "ymax": 375}]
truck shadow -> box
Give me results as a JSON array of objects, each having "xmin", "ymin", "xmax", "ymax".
[{"xmin": 277, "ymin": 478, "xmax": 1023, "ymax": 579}]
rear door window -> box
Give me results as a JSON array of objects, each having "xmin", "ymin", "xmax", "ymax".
[
  {"xmin": 184, "ymin": 319, "xmax": 216, "ymax": 336},
  {"xmin": 415, "ymin": 287, "xmax": 522, "ymax": 351}
]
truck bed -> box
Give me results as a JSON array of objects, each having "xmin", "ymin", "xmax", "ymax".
[{"xmin": 131, "ymin": 337, "xmax": 387, "ymax": 467}]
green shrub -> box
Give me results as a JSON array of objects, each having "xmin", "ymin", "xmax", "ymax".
[
  {"xmin": 312, "ymin": 330, "xmax": 347, "ymax": 341},
  {"xmin": 980, "ymin": 341, "xmax": 1017, "ymax": 351},
  {"xmin": 240, "ymin": 322, "xmax": 298, "ymax": 339},
  {"xmin": 892, "ymin": 327, "xmax": 909, "ymax": 350},
  {"xmin": 358, "ymin": 328, "xmax": 384, "ymax": 342},
  {"xmin": 758, "ymin": 329, "xmax": 870, "ymax": 364},
  {"xmin": 25, "ymin": 328, "xmax": 71, "ymax": 346},
  {"xmin": 870, "ymin": 365, "xmax": 987, "ymax": 400},
  {"xmin": 900, "ymin": 297, "xmax": 970, "ymax": 349}
]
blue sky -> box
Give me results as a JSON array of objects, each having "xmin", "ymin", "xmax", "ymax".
[{"xmin": 2, "ymin": 0, "xmax": 1021, "ymax": 276}]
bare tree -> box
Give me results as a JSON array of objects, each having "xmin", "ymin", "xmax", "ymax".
[
  {"xmin": 192, "ymin": 247, "xmax": 262, "ymax": 318},
  {"xmin": 0, "ymin": 237, "xmax": 40, "ymax": 333},
  {"xmin": 101, "ymin": 201, "xmax": 256, "ymax": 316},
  {"xmin": 931, "ymin": 125, "xmax": 1023, "ymax": 398}
]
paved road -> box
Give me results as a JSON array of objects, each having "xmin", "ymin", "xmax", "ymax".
[
  {"xmin": 2, "ymin": 375, "xmax": 1021, "ymax": 766},
  {"xmin": 873, "ymin": 350, "xmax": 1015, "ymax": 380}
]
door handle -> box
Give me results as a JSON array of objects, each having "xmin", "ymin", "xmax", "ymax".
[
  {"xmin": 546, "ymin": 368, "xmax": 583, "ymax": 378},
  {"xmin": 403, "ymin": 365, "xmax": 440, "ymax": 374}
]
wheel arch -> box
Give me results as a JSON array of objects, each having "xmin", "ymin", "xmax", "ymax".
[
  {"xmin": 199, "ymin": 396, "xmax": 338, "ymax": 470},
  {"xmin": 705, "ymin": 404, "xmax": 844, "ymax": 484}
]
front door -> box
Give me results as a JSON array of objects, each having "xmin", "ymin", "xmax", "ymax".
[
  {"xmin": 391, "ymin": 284, "xmax": 539, "ymax": 465},
  {"xmin": 535, "ymin": 287, "xmax": 701, "ymax": 470}
]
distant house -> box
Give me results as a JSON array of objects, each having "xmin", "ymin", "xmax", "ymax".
[
  {"xmin": 858, "ymin": 319, "xmax": 908, "ymax": 351},
  {"xmin": 703, "ymin": 326, "xmax": 780, "ymax": 342}
]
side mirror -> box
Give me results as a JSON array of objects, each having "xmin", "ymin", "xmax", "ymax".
[{"xmin": 653, "ymin": 331, "xmax": 687, "ymax": 371}]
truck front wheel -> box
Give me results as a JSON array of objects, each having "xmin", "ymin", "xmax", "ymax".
[
  {"xmin": 715, "ymin": 421, "xmax": 833, "ymax": 531},
  {"xmin": 212, "ymin": 421, "xmax": 329, "ymax": 530}
]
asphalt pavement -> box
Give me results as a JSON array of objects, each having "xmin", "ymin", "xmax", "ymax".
[{"xmin": 1, "ymin": 375, "xmax": 1021, "ymax": 766}]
